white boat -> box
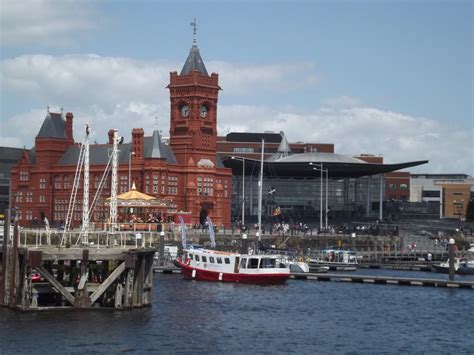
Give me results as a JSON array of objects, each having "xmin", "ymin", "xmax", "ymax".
[
  {"xmin": 432, "ymin": 258, "xmax": 474, "ymax": 275},
  {"xmin": 177, "ymin": 247, "xmax": 291, "ymax": 284},
  {"xmin": 309, "ymin": 249, "xmax": 358, "ymax": 271}
]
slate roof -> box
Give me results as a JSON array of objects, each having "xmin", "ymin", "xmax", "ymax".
[
  {"xmin": 57, "ymin": 131, "xmax": 177, "ymax": 166},
  {"xmin": 37, "ymin": 112, "xmax": 67, "ymax": 139},
  {"xmin": 0, "ymin": 146, "xmax": 24, "ymax": 179},
  {"xmin": 180, "ymin": 45, "xmax": 209, "ymax": 76}
]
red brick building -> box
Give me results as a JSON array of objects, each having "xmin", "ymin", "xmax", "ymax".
[{"xmin": 10, "ymin": 41, "xmax": 232, "ymax": 227}]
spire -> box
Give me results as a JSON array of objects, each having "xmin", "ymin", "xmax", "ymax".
[
  {"xmin": 267, "ymin": 131, "xmax": 292, "ymax": 161},
  {"xmin": 180, "ymin": 18, "xmax": 209, "ymax": 76}
]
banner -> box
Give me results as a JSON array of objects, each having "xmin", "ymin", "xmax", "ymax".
[
  {"xmin": 179, "ymin": 215, "xmax": 187, "ymax": 249},
  {"xmin": 206, "ymin": 216, "xmax": 216, "ymax": 249}
]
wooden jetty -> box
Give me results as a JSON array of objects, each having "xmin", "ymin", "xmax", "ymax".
[
  {"xmin": 291, "ymin": 272, "xmax": 474, "ymax": 289},
  {"xmin": 1, "ymin": 220, "xmax": 156, "ymax": 311}
]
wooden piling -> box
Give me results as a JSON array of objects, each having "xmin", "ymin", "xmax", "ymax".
[{"xmin": 1, "ymin": 225, "xmax": 156, "ymax": 311}]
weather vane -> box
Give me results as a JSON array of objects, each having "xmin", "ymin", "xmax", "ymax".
[{"xmin": 191, "ymin": 17, "xmax": 197, "ymax": 45}]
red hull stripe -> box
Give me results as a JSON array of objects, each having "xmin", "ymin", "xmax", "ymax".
[{"xmin": 178, "ymin": 260, "xmax": 289, "ymax": 285}]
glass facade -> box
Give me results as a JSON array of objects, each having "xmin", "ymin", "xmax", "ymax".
[{"xmin": 231, "ymin": 174, "xmax": 384, "ymax": 223}]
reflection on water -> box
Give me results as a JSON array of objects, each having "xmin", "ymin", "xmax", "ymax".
[{"xmin": 1, "ymin": 270, "xmax": 473, "ymax": 353}]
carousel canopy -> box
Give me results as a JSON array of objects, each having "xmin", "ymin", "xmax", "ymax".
[{"xmin": 116, "ymin": 182, "xmax": 156, "ymax": 201}]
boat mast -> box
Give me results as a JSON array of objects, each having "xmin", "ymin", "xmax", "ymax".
[
  {"xmin": 81, "ymin": 123, "xmax": 90, "ymax": 244},
  {"xmin": 257, "ymin": 138, "xmax": 264, "ymax": 247},
  {"xmin": 109, "ymin": 129, "xmax": 120, "ymax": 233}
]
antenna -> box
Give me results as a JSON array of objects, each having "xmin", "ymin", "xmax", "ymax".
[
  {"xmin": 191, "ymin": 17, "xmax": 197, "ymax": 45},
  {"xmin": 154, "ymin": 115, "xmax": 159, "ymax": 131}
]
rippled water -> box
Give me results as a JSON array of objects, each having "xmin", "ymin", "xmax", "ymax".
[{"xmin": 1, "ymin": 271, "xmax": 473, "ymax": 354}]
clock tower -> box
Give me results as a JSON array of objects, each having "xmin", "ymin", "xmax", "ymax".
[{"xmin": 167, "ymin": 24, "xmax": 221, "ymax": 166}]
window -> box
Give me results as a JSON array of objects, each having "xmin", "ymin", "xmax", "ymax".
[
  {"xmin": 63, "ymin": 175, "xmax": 70, "ymax": 189},
  {"xmin": 39, "ymin": 178, "xmax": 46, "ymax": 189},
  {"xmin": 387, "ymin": 183, "xmax": 397, "ymax": 191},
  {"xmin": 120, "ymin": 175, "xmax": 128, "ymax": 193},
  {"xmin": 26, "ymin": 192, "xmax": 33, "ymax": 203},
  {"xmin": 26, "ymin": 211, "xmax": 33, "ymax": 220},
  {"xmin": 233, "ymin": 147, "xmax": 254, "ymax": 153},
  {"xmin": 15, "ymin": 191, "xmax": 23, "ymax": 203},
  {"xmin": 167, "ymin": 175, "xmax": 178, "ymax": 195},
  {"xmin": 39, "ymin": 195, "xmax": 46, "ymax": 203},
  {"xmin": 202, "ymin": 256, "xmax": 207, "ymax": 263},
  {"xmin": 400, "ymin": 184, "xmax": 408, "ymax": 190},
  {"xmin": 94, "ymin": 175, "xmax": 100, "ymax": 189},
  {"xmin": 260, "ymin": 258, "xmax": 276, "ymax": 268},
  {"xmin": 189, "ymin": 254, "xmax": 194, "ymax": 260},
  {"xmin": 216, "ymin": 257, "xmax": 222, "ymax": 264},
  {"xmin": 422, "ymin": 190, "xmax": 440, "ymax": 198},
  {"xmin": 153, "ymin": 175, "xmax": 158, "ymax": 193},
  {"xmin": 240, "ymin": 258, "xmax": 247, "ymax": 269},
  {"xmin": 20, "ymin": 171, "xmax": 29, "ymax": 181},
  {"xmin": 195, "ymin": 255, "xmax": 200, "ymax": 262},
  {"xmin": 209, "ymin": 257, "xmax": 215, "ymax": 263},
  {"xmin": 224, "ymin": 258, "xmax": 230, "ymax": 264},
  {"xmin": 54, "ymin": 175, "xmax": 61, "ymax": 189},
  {"xmin": 248, "ymin": 258, "xmax": 259, "ymax": 269}
]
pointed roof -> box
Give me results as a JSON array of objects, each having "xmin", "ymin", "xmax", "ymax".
[
  {"xmin": 144, "ymin": 130, "xmax": 177, "ymax": 163},
  {"xmin": 37, "ymin": 112, "xmax": 67, "ymax": 139},
  {"xmin": 116, "ymin": 182, "xmax": 156, "ymax": 201},
  {"xmin": 267, "ymin": 131, "xmax": 292, "ymax": 161},
  {"xmin": 180, "ymin": 45, "xmax": 209, "ymax": 76}
]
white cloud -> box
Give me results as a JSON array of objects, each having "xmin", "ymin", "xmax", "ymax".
[
  {"xmin": 1, "ymin": 54, "xmax": 472, "ymax": 175},
  {"xmin": 0, "ymin": 0, "xmax": 100, "ymax": 47},
  {"xmin": 210, "ymin": 61, "xmax": 319, "ymax": 95}
]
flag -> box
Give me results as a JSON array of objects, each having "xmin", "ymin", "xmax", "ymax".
[
  {"xmin": 273, "ymin": 206, "xmax": 281, "ymax": 216},
  {"xmin": 206, "ymin": 216, "xmax": 216, "ymax": 249},
  {"xmin": 179, "ymin": 215, "xmax": 187, "ymax": 249}
]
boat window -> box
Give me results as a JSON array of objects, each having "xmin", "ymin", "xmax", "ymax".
[
  {"xmin": 202, "ymin": 256, "xmax": 207, "ymax": 263},
  {"xmin": 189, "ymin": 254, "xmax": 193, "ymax": 260},
  {"xmin": 260, "ymin": 258, "xmax": 276, "ymax": 268},
  {"xmin": 240, "ymin": 258, "xmax": 247, "ymax": 269},
  {"xmin": 216, "ymin": 257, "xmax": 222, "ymax": 264},
  {"xmin": 248, "ymin": 258, "xmax": 259, "ymax": 269},
  {"xmin": 209, "ymin": 257, "xmax": 215, "ymax": 263},
  {"xmin": 195, "ymin": 255, "xmax": 200, "ymax": 262},
  {"xmin": 224, "ymin": 258, "xmax": 230, "ymax": 264}
]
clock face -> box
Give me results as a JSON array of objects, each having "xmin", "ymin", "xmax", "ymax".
[
  {"xmin": 200, "ymin": 105, "xmax": 208, "ymax": 118},
  {"xmin": 180, "ymin": 105, "xmax": 190, "ymax": 117}
]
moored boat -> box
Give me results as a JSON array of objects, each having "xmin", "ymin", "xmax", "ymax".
[
  {"xmin": 177, "ymin": 247, "xmax": 291, "ymax": 284},
  {"xmin": 309, "ymin": 249, "xmax": 358, "ymax": 271},
  {"xmin": 432, "ymin": 258, "xmax": 474, "ymax": 275}
]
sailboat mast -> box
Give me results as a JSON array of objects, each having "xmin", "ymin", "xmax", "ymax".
[{"xmin": 257, "ymin": 138, "xmax": 264, "ymax": 243}]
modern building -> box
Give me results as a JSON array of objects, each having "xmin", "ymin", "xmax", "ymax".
[
  {"xmin": 9, "ymin": 37, "xmax": 232, "ymax": 227},
  {"xmin": 410, "ymin": 174, "xmax": 474, "ymax": 220},
  {"xmin": 218, "ymin": 131, "xmax": 427, "ymax": 225}
]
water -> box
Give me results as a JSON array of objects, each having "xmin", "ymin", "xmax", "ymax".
[{"xmin": 1, "ymin": 271, "xmax": 473, "ymax": 354}]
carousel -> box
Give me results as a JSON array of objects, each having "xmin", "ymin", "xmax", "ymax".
[{"xmin": 108, "ymin": 182, "xmax": 177, "ymax": 231}]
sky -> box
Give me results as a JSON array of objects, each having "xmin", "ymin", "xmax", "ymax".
[{"xmin": 0, "ymin": 0, "xmax": 472, "ymax": 175}]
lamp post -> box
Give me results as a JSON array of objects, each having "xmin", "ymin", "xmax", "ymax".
[
  {"xmin": 231, "ymin": 156, "xmax": 246, "ymax": 227},
  {"xmin": 310, "ymin": 163, "xmax": 328, "ymax": 231},
  {"xmin": 128, "ymin": 151, "xmax": 135, "ymax": 191}
]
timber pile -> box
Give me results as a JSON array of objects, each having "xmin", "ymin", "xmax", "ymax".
[{"xmin": 1, "ymin": 214, "xmax": 156, "ymax": 311}]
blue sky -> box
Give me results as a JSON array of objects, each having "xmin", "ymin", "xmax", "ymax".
[{"xmin": 1, "ymin": 0, "xmax": 472, "ymax": 174}]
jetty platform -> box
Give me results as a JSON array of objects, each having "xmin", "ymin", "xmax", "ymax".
[
  {"xmin": 291, "ymin": 272, "xmax": 474, "ymax": 289},
  {"xmin": 1, "ymin": 222, "xmax": 156, "ymax": 311}
]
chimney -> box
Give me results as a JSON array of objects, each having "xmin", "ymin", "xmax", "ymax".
[
  {"xmin": 108, "ymin": 129, "xmax": 115, "ymax": 144},
  {"xmin": 65, "ymin": 112, "xmax": 74, "ymax": 142},
  {"xmin": 132, "ymin": 128, "xmax": 144, "ymax": 158}
]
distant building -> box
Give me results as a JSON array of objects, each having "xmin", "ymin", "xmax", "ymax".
[
  {"xmin": 0, "ymin": 147, "xmax": 25, "ymax": 217},
  {"xmin": 410, "ymin": 174, "xmax": 474, "ymax": 220}
]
